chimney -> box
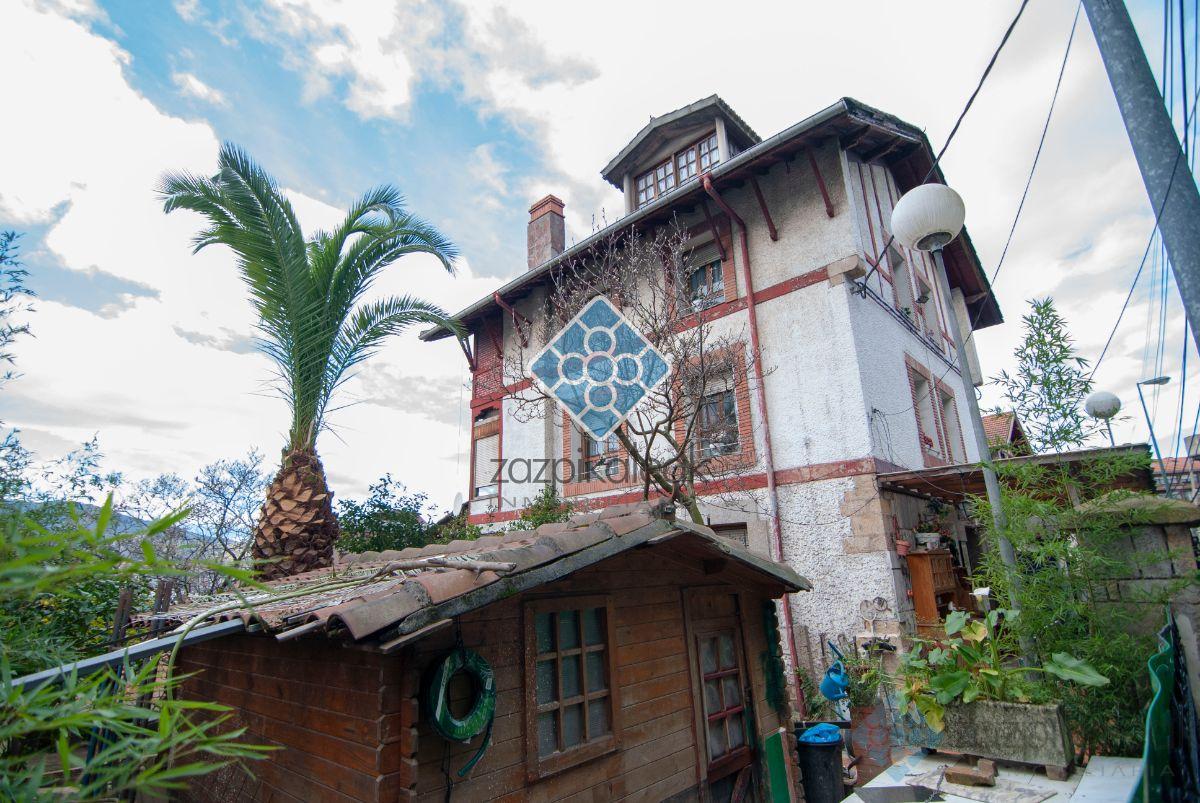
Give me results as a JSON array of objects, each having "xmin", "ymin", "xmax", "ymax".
[{"xmin": 527, "ymin": 194, "xmax": 565, "ymax": 269}]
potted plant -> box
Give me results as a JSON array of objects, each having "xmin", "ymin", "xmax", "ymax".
[
  {"xmin": 894, "ymin": 534, "xmax": 911, "ymax": 556},
  {"xmin": 843, "ymin": 648, "xmax": 892, "ymax": 784},
  {"xmin": 895, "ymin": 609, "xmax": 1108, "ymax": 777}
]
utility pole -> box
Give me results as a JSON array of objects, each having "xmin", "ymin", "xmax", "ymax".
[{"xmin": 1083, "ymin": 0, "xmax": 1200, "ymax": 351}]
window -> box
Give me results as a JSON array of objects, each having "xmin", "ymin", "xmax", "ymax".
[
  {"xmin": 939, "ymin": 387, "xmax": 964, "ymax": 463},
  {"xmin": 688, "ymin": 260, "xmax": 725, "ymax": 310},
  {"xmin": 583, "ymin": 431, "xmax": 621, "ymax": 480},
  {"xmin": 524, "ymin": 597, "xmax": 619, "ymax": 779},
  {"xmin": 889, "ymin": 246, "xmax": 916, "ymax": 322},
  {"xmin": 472, "ymin": 409, "xmax": 500, "ymax": 498},
  {"xmin": 697, "ymin": 388, "xmax": 738, "ymax": 458},
  {"xmin": 697, "ymin": 630, "xmax": 750, "ymax": 775},
  {"xmin": 909, "ymin": 368, "xmax": 940, "ymax": 457},
  {"xmin": 634, "ymin": 132, "xmax": 721, "ymax": 209},
  {"xmin": 698, "ymin": 133, "xmax": 720, "ymax": 171}
]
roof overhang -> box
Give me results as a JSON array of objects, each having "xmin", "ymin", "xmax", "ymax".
[
  {"xmin": 422, "ymin": 97, "xmax": 1002, "ymax": 343},
  {"xmin": 878, "ymin": 444, "xmax": 1154, "ymax": 504}
]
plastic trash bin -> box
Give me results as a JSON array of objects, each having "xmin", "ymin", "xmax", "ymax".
[{"xmin": 796, "ymin": 723, "xmax": 845, "ymax": 803}]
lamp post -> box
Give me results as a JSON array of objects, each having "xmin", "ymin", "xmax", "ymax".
[
  {"xmin": 1136, "ymin": 376, "xmax": 1173, "ymax": 496},
  {"xmin": 890, "ymin": 184, "xmax": 1024, "ymax": 618},
  {"xmin": 1085, "ymin": 390, "xmax": 1122, "ymax": 447}
]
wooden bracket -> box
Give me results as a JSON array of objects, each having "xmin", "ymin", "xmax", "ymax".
[
  {"xmin": 749, "ymin": 177, "xmax": 778, "ymax": 241},
  {"xmin": 806, "ymin": 147, "xmax": 835, "ymax": 218},
  {"xmin": 701, "ymin": 200, "xmax": 728, "ymax": 261},
  {"xmin": 493, "ymin": 292, "xmax": 530, "ymax": 348},
  {"xmin": 457, "ymin": 335, "xmax": 476, "ymax": 372}
]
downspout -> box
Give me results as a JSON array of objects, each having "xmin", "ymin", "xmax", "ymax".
[{"xmin": 702, "ymin": 173, "xmax": 805, "ymax": 713}]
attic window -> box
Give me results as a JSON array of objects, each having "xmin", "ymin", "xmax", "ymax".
[{"xmin": 634, "ymin": 131, "xmax": 721, "ymax": 209}]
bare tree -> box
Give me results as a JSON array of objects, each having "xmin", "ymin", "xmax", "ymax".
[{"xmin": 506, "ymin": 219, "xmax": 767, "ymax": 524}]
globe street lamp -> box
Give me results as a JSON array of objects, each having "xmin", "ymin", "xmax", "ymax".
[
  {"xmin": 890, "ymin": 184, "xmax": 1024, "ymax": 618},
  {"xmin": 1085, "ymin": 390, "xmax": 1122, "ymax": 447},
  {"xmin": 1136, "ymin": 376, "xmax": 1173, "ymax": 497}
]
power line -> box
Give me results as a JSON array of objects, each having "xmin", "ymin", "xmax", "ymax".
[{"xmin": 990, "ymin": 3, "xmax": 1081, "ymax": 285}]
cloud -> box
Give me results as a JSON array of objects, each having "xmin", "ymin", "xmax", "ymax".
[
  {"xmin": 352, "ymin": 363, "xmax": 466, "ymax": 426},
  {"xmin": 172, "ymin": 325, "xmax": 258, "ymax": 355},
  {"xmin": 171, "ymin": 71, "xmax": 228, "ymax": 106}
]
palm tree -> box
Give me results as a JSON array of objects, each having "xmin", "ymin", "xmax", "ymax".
[{"xmin": 160, "ymin": 144, "xmax": 458, "ymax": 579}]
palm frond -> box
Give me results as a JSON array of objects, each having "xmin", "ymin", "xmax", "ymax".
[{"xmin": 162, "ymin": 145, "xmax": 459, "ymax": 452}]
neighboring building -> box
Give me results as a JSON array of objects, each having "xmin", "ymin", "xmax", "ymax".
[
  {"xmin": 1154, "ymin": 456, "xmax": 1200, "ymax": 501},
  {"xmin": 981, "ymin": 411, "xmax": 1030, "ymax": 458},
  {"xmin": 421, "ymin": 96, "xmax": 1002, "ymax": 673},
  {"xmin": 155, "ymin": 502, "xmax": 807, "ymax": 801}
]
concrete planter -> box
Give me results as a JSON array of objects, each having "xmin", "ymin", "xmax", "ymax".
[
  {"xmin": 926, "ymin": 700, "xmax": 1073, "ymax": 777},
  {"xmin": 849, "ymin": 705, "xmax": 893, "ymax": 785}
]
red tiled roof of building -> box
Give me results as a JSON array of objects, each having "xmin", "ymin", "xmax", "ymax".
[
  {"xmin": 982, "ymin": 412, "xmax": 1015, "ymax": 445},
  {"xmin": 1155, "ymin": 456, "xmax": 1198, "ymax": 474}
]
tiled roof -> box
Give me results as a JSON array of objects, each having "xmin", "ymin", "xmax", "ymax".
[
  {"xmin": 1155, "ymin": 456, "xmax": 1198, "ymax": 474},
  {"xmin": 982, "ymin": 412, "xmax": 1015, "ymax": 445},
  {"xmin": 140, "ymin": 501, "xmax": 808, "ymax": 649}
]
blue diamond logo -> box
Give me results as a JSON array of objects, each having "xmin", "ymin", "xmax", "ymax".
[{"xmin": 530, "ymin": 295, "xmax": 670, "ymax": 439}]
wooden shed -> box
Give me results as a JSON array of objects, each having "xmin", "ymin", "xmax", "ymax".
[{"xmin": 160, "ymin": 501, "xmax": 809, "ymax": 802}]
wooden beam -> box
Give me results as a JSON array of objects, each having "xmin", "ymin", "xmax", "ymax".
[
  {"xmin": 806, "ymin": 147, "xmax": 835, "ymax": 218},
  {"xmin": 701, "ymin": 201, "xmax": 727, "ymax": 261},
  {"xmin": 838, "ymin": 124, "xmax": 873, "ymax": 151},
  {"xmin": 749, "ymin": 177, "xmax": 778, "ymax": 241},
  {"xmin": 858, "ymin": 137, "xmax": 903, "ymax": 164}
]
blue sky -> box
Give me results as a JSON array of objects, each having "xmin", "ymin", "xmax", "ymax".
[{"xmin": 1, "ymin": 0, "xmax": 1197, "ymax": 510}]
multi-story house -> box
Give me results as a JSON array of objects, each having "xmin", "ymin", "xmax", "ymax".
[{"xmin": 421, "ymin": 96, "xmax": 1002, "ymax": 673}]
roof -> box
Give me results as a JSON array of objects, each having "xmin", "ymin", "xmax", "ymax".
[
  {"xmin": 600, "ymin": 95, "xmax": 761, "ymax": 189},
  {"xmin": 139, "ymin": 501, "xmax": 808, "ymax": 651},
  {"xmin": 1075, "ymin": 493, "xmax": 1200, "ymax": 526},
  {"xmin": 982, "ymin": 412, "xmax": 1016, "ymax": 445},
  {"xmin": 1156, "ymin": 456, "xmax": 1198, "ymax": 474},
  {"xmin": 878, "ymin": 444, "xmax": 1155, "ymax": 503},
  {"xmin": 422, "ymin": 97, "xmax": 1003, "ymax": 344}
]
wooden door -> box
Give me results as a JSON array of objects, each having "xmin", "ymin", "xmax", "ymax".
[{"xmin": 684, "ymin": 588, "xmax": 758, "ymax": 802}]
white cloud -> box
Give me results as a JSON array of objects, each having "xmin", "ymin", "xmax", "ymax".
[
  {"xmin": 171, "ymin": 71, "xmax": 227, "ymax": 106},
  {"xmin": 0, "ymin": 0, "xmax": 504, "ymax": 508}
]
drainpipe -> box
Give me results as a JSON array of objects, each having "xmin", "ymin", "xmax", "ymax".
[{"xmin": 702, "ymin": 173, "xmax": 805, "ymax": 713}]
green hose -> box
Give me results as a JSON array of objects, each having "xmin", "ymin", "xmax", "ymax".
[{"xmin": 424, "ymin": 647, "xmax": 496, "ymax": 778}]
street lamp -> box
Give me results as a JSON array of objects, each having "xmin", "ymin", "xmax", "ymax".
[
  {"xmin": 1136, "ymin": 376, "xmax": 1173, "ymax": 496},
  {"xmin": 1085, "ymin": 390, "xmax": 1122, "ymax": 446},
  {"xmin": 890, "ymin": 184, "xmax": 1025, "ymax": 621}
]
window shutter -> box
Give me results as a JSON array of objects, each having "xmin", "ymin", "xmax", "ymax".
[
  {"xmin": 690, "ymin": 242, "xmax": 721, "ymax": 268},
  {"xmin": 474, "ymin": 434, "xmax": 500, "ymax": 494}
]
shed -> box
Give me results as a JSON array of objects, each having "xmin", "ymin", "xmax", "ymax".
[{"xmin": 152, "ymin": 501, "xmax": 808, "ymax": 802}]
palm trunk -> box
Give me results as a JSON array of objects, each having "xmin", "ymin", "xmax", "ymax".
[{"xmin": 251, "ymin": 448, "xmax": 338, "ymax": 580}]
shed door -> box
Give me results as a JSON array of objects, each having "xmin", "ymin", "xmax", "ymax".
[{"xmin": 685, "ymin": 589, "xmax": 758, "ymax": 802}]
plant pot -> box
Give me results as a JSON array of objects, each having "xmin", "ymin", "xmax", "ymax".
[
  {"xmin": 849, "ymin": 705, "xmax": 893, "ymax": 785},
  {"xmin": 895, "ymin": 539, "xmax": 911, "ymax": 556},
  {"xmin": 921, "ymin": 699, "xmax": 1073, "ymax": 776}
]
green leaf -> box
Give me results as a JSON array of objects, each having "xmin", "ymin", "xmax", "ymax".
[
  {"xmin": 1044, "ymin": 653, "xmax": 1110, "ymax": 687},
  {"xmin": 945, "ymin": 610, "xmax": 969, "ymax": 635},
  {"xmin": 929, "ymin": 670, "xmax": 971, "ymax": 704},
  {"xmin": 961, "ymin": 621, "xmax": 988, "ymax": 643}
]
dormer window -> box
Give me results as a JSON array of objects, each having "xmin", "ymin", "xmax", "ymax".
[{"xmin": 634, "ymin": 132, "xmax": 721, "ymax": 209}]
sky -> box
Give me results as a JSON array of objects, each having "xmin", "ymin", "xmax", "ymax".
[{"xmin": 1, "ymin": 0, "xmax": 1198, "ymax": 512}]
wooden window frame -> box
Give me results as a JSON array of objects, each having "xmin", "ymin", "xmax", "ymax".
[
  {"xmin": 688, "ymin": 258, "xmax": 725, "ymax": 311},
  {"xmin": 696, "ymin": 387, "xmax": 739, "ymax": 459},
  {"xmin": 634, "ymin": 131, "xmax": 721, "ymax": 210},
  {"xmin": 686, "ymin": 610, "xmax": 754, "ymax": 783},
  {"xmin": 523, "ymin": 595, "xmax": 621, "ymax": 782}
]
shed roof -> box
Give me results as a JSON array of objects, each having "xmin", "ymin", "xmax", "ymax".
[
  {"xmin": 141, "ymin": 501, "xmax": 808, "ymax": 651},
  {"xmin": 878, "ymin": 444, "xmax": 1154, "ymax": 503}
]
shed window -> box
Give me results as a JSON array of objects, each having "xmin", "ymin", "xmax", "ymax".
[
  {"xmin": 525, "ymin": 596, "xmax": 620, "ymax": 779},
  {"xmin": 698, "ymin": 630, "xmax": 750, "ymax": 774}
]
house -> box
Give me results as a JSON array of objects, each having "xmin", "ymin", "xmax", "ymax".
[
  {"xmin": 420, "ymin": 96, "xmax": 1002, "ymax": 674},
  {"xmin": 1153, "ymin": 455, "xmax": 1200, "ymax": 500},
  {"xmin": 156, "ymin": 501, "xmax": 808, "ymax": 801},
  {"xmin": 981, "ymin": 411, "xmax": 1030, "ymax": 458}
]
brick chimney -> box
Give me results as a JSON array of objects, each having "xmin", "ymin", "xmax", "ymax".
[{"xmin": 527, "ymin": 194, "xmax": 565, "ymax": 269}]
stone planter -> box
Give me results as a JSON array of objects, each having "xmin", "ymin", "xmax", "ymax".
[
  {"xmin": 849, "ymin": 705, "xmax": 893, "ymax": 785},
  {"xmin": 923, "ymin": 700, "xmax": 1073, "ymax": 778}
]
